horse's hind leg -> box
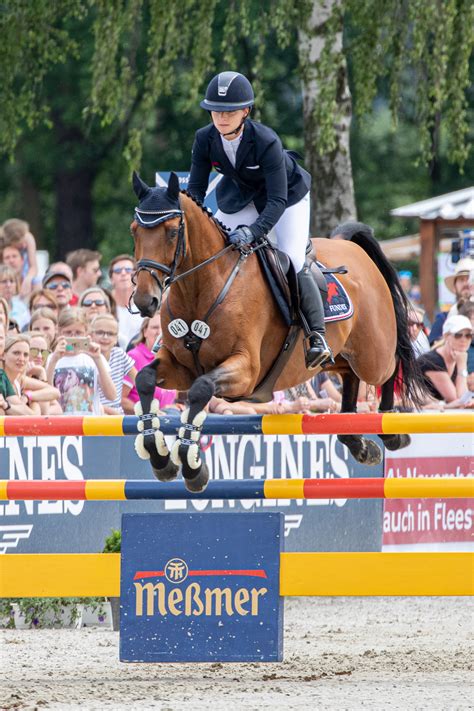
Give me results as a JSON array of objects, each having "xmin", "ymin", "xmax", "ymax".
[
  {"xmin": 378, "ymin": 370, "xmax": 411, "ymax": 451},
  {"xmin": 171, "ymin": 375, "xmax": 215, "ymax": 493},
  {"xmin": 337, "ymin": 370, "xmax": 382, "ymax": 466},
  {"xmin": 134, "ymin": 360, "xmax": 179, "ymax": 481}
]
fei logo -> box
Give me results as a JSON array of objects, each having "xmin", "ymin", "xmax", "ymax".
[{"xmin": 120, "ymin": 512, "xmax": 283, "ymax": 663}]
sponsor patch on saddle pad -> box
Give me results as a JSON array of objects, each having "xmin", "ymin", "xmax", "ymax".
[{"xmin": 318, "ymin": 262, "xmax": 353, "ymax": 323}]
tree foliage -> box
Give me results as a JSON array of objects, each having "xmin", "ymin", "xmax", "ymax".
[{"xmin": 2, "ymin": 0, "xmax": 471, "ymax": 168}]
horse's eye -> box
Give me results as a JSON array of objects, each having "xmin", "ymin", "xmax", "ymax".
[{"xmin": 169, "ymin": 228, "xmax": 178, "ymax": 239}]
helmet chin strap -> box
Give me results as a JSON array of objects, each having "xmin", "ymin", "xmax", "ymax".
[{"xmin": 221, "ymin": 110, "xmax": 250, "ymax": 138}]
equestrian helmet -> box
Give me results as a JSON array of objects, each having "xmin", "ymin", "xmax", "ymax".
[{"xmin": 200, "ymin": 72, "xmax": 254, "ymax": 112}]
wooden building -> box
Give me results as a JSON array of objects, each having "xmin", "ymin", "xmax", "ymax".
[{"xmin": 390, "ymin": 188, "xmax": 474, "ymax": 320}]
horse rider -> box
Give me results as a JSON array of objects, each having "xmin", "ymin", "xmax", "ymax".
[{"xmin": 187, "ymin": 71, "xmax": 333, "ymax": 370}]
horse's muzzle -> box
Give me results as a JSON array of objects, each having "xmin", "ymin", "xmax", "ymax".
[{"xmin": 133, "ymin": 291, "xmax": 161, "ymax": 317}]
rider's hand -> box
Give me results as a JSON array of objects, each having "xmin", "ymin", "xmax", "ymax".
[{"xmin": 228, "ymin": 226, "xmax": 254, "ymax": 247}]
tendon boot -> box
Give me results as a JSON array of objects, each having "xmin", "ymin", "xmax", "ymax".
[{"xmin": 297, "ymin": 265, "xmax": 334, "ymax": 370}]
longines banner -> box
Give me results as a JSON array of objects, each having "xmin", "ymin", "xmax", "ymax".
[{"xmin": 0, "ymin": 434, "xmax": 383, "ymax": 554}]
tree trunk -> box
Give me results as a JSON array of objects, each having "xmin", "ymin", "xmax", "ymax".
[
  {"xmin": 54, "ymin": 167, "xmax": 95, "ymax": 258},
  {"xmin": 298, "ymin": 0, "xmax": 356, "ymax": 237}
]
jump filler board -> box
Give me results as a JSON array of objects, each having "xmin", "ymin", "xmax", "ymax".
[{"xmin": 120, "ymin": 512, "xmax": 284, "ymax": 663}]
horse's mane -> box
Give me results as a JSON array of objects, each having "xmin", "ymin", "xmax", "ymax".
[{"xmin": 180, "ymin": 190, "xmax": 230, "ymax": 236}]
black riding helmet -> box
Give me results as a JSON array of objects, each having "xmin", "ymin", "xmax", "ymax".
[{"xmin": 200, "ymin": 71, "xmax": 254, "ymax": 112}]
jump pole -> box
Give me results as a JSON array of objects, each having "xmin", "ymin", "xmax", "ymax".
[
  {"xmin": 1, "ymin": 477, "xmax": 473, "ymax": 501},
  {"xmin": 0, "ymin": 412, "xmax": 472, "ymax": 436}
]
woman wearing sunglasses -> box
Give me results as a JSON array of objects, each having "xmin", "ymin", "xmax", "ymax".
[
  {"xmin": 26, "ymin": 332, "xmax": 63, "ymax": 414},
  {"xmin": 417, "ymin": 315, "xmax": 473, "ymax": 409},
  {"xmin": 78, "ymin": 287, "xmax": 111, "ymax": 323}
]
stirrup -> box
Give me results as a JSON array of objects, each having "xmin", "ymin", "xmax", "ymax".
[{"xmin": 305, "ymin": 333, "xmax": 334, "ymax": 370}]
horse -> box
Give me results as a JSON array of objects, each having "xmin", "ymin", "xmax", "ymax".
[{"xmin": 130, "ymin": 172, "xmax": 426, "ymax": 492}]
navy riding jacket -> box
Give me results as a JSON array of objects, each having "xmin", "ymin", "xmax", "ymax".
[{"xmin": 188, "ymin": 119, "xmax": 311, "ymax": 239}]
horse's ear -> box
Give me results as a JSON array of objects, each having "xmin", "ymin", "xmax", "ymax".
[
  {"xmin": 167, "ymin": 172, "xmax": 180, "ymax": 201},
  {"xmin": 132, "ymin": 171, "xmax": 151, "ymax": 200}
]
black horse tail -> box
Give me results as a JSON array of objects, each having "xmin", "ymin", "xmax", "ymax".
[{"xmin": 332, "ymin": 221, "xmax": 428, "ymax": 408}]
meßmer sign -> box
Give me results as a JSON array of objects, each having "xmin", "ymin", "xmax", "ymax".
[{"xmin": 120, "ymin": 512, "xmax": 283, "ymax": 662}]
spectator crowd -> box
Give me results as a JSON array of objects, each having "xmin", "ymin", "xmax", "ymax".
[{"xmin": 0, "ymin": 217, "xmax": 472, "ymax": 418}]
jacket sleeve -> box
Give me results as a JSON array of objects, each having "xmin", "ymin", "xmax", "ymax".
[
  {"xmin": 248, "ymin": 138, "xmax": 288, "ymax": 239},
  {"xmin": 188, "ymin": 132, "xmax": 211, "ymax": 203}
]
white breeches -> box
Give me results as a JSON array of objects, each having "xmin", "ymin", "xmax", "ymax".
[{"xmin": 215, "ymin": 192, "xmax": 310, "ymax": 272}]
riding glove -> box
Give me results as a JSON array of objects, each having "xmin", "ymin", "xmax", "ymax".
[{"xmin": 228, "ymin": 225, "xmax": 254, "ymax": 247}]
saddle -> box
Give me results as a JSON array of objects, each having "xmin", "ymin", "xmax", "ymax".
[{"xmin": 256, "ymin": 239, "xmax": 347, "ymax": 327}]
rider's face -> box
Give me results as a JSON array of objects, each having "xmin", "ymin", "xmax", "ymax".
[{"xmin": 211, "ymin": 109, "xmax": 249, "ymax": 137}]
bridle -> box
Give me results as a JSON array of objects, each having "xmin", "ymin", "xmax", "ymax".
[{"xmin": 130, "ymin": 197, "xmax": 234, "ymax": 314}]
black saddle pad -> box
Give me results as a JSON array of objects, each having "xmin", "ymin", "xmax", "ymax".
[{"xmin": 317, "ymin": 261, "xmax": 353, "ymax": 322}]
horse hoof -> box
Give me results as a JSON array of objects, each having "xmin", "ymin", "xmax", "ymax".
[
  {"xmin": 184, "ymin": 464, "xmax": 209, "ymax": 493},
  {"xmin": 152, "ymin": 459, "xmax": 179, "ymax": 482},
  {"xmin": 383, "ymin": 434, "xmax": 411, "ymax": 451},
  {"xmin": 362, "ymin": 440, "xmax": 383, "ymax": 465}
]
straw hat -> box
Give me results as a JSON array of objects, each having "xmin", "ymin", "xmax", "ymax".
[{"xmin": 444, "ymin": 257, "xmax": 474, "ymax": 293}]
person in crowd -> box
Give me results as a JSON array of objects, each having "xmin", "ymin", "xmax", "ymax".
[
  {"xmin": 79, "ymin": 287, "xmax": 112, "ymax": 325},
  {"xmin": 28, "ymin": 288, "xmax": 59, "ymax": 316},
  {"xmin": 458, "ymin": 300, "xmax": 474, "ymax": 374},
  {"xmin": 109, "ymin": 254, "xmax": 142, "ymax": 348},
  {"xmin": 46, "ymin": 307, "xmax": 116, "ymax": 415},
  {"xmin": 417, "ymin": 315, "xmax": 473, "ymax": 409},
  {"xmin": 408, "ymin": 303, "xmax": 430, "ymax": 356},
  {"xmin": 0, "ymin": 322, "xmax": 39, "ymax": 415},
  {"xmin": 66, "ymin": 249, "xmax": 102, "ymax": 301},
  {"xmin": 0, "ymin": 297, "xmax": 9, "ymax": 329},
  {"xmin": 42, "ymin": 269, "xmax": 74, "ymax": 311},
  {"xmin": 89, "ymin": 313, "xmax": 137, "ymax": 414},
  {"xmin": 1, "ymin": 218, "xmax": 38, "ymax": 298},
  {"xmin": 122, "ymin": 314, "xmax": 176, "ymax": 413},
  {"xmin": 279, "ymin": 375, "xmax": 340, "ymax": 413},
  {"xmin": 29, "ymin": 308, "xmax": 58, "ymax": 346},
  {"xmin": 0, "ymin": 264, "xmax": 30, "ymax": 329},
  {"xmin": 397, "ymin": 270, "xmax": 413, "ymax": 296},
  {"xmin": 188, "ymin": 71, "xmax": 330, "ymax": 369},
  {"xmin": 1, "ymin": 243, "xmax": 25, "ymax": 286},
  {"xmin": 429, "ymin": 258, "xmax": 474, "ymax": 344},
  {"xmin": 3, "ymin": 334, "xmax": 60, "ymax": 414},
  {"xmin": 26, "ymin": 332, "xmax": 62, "ymax": 414}
]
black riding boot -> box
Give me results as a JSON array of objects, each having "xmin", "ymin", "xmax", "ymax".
[{"xmin": 297, "ymin": 265, "xmax": 333, "ymax": 370}]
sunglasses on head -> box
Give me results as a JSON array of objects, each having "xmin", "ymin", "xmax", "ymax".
[
  {"xmin": 30, "ymin": 347, "xmax": 50, "ymax": 360},
  {"xmin": 82, "ymin": 299, "xmax": 106, "ymax": 307},
  {"xmin": 46, "ymin": 281, "xmax": 70, "ymax": 290},
  {"xmin": 112, "ymin": 266, "xmax": 134, "ymax": 274},
  {"xmin": 453, "ymin": 331, "xmax": 472, "ymax": 339}
]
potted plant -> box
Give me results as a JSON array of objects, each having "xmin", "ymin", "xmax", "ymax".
[
  {"xmin": 103, "ymin": 528, "xmax": 121, "ymax": 631},
  {"xmin": 11, "ymin": 597, "xmax": 82, "ymax": 629}
]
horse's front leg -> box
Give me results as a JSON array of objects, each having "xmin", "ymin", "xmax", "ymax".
[
  {"xmin": 171, "ymin": 355, "xmax": 257, "ymax": 493},
  {"xmin": 134, "ymin": 347, "xmax": 193, "ymax": 482}
]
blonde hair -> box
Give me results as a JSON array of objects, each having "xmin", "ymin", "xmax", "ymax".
[
  {"xmin": 0, "ymin": 264, "xmax": 20, "ymax": 294},
  {"xmin": 58, "ymin": 307, "xmax": 88, "ymax": 332},
  {"xmin": 2, "ymin": 218, "xmax": 29, "ymax": 245},
  {"xmin": 90, "ymin": 313, "xmax": 118, "ymax": 331},
  {"xmin": 29, "ymin": 288, "xmax": 59, "ymax": 312},
  {"xmin": 0, "ymin": 297, "xmax": 9, "ymax": 325},
  {"xmin": 4, "ymin": 333, "xmax": 30, "ymax": 353}
]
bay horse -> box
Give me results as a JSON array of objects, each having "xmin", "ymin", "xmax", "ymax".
[{"xmin": 131, "ymin": 172, "xmax": 426, "ymax": 492}]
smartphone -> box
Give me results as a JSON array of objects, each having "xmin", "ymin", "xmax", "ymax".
[{"xmin": 64, "ymin": 337, "xmax": 90, "ymax": 353}]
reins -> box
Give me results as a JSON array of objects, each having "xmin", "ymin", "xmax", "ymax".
[{"xmin": 130, "ymin": 195, "xmax": 266, "ymax": 375}]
